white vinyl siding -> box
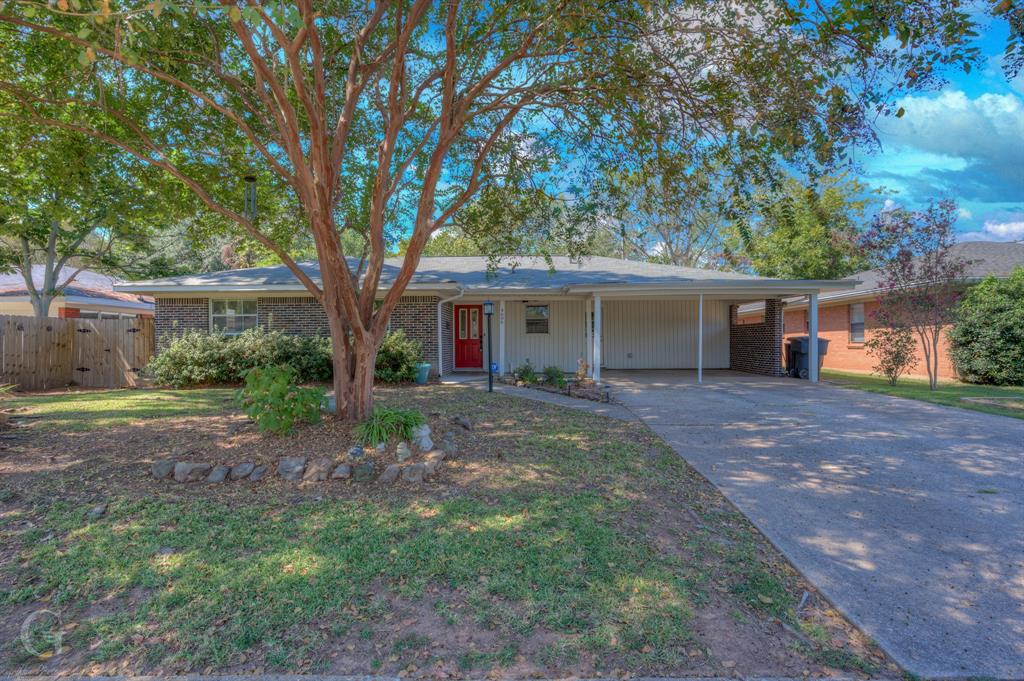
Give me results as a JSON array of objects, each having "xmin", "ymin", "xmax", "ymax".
[
  {"xmin": 504, "ymin": 300, "xmax": 585, "ymax": 372},
  {"xmin": 601, "ymin": 299, "xmax": 729, "ymax": 369}
]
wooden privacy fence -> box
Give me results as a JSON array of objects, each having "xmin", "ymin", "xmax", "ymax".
[{"xmin": 0, "ymin": 315, "xmax": 155, "ymax": 390}]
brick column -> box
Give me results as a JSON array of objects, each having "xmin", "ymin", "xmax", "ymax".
[{"xmin": 729, "ymin": 298, "xmax": 784, "ymax": 376}]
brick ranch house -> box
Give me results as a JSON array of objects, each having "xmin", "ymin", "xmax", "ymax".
[
  {"xmin": 115, "ymin": 256, "xmax": 857, "ymax": 382},
  {"xmin": 736, "ymin": 241, "xmax": 1024, "ymax": 380}
]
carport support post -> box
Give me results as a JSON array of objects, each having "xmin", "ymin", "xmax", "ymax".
[
  {"xmin": 585, "ymin": 298, "xmax": 593, "ymax": 377},
  {"xmin": 593, "ymin": 295, "xmax": 602, "ymax": 383},
  {"xmin": 808, "ymin": 293, "xmax": 819, "ymax": 383},
  {"xmin": 697, "ymin": 294, "xmax": 704, "ymax": 384},
  {"xmin": 498, "ymin": 300, "xmax": 506, "ymax": 375}
]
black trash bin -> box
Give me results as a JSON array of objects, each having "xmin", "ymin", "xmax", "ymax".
[{"xmin": 785, "ymin": 335, "xmax": 829, "ymax": 379}]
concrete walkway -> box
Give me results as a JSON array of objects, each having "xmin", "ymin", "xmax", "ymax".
[
  {"xmin": 604, "ymin": 370, "xmax": 1024, "ymax": 679},
  {"xmin": 441, "ymin": 373, "xmax": 636, "ymax": 421}
]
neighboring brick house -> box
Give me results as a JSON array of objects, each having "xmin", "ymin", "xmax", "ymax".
[
  {"xmin": 117, "ymin": 256, "xmax": 857, "ymax": 381},
  {"xmin": 0, "ymin": 266, "xmax": 153, "ymax": 319},
  {"xmin": 737, "ymin": 241, "xmax": 1024, "ymax": 380}
]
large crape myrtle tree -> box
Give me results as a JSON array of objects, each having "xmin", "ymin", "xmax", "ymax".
[{"xmin": 0, "ymin": 0, "xmax": 985, "ymax": 418}]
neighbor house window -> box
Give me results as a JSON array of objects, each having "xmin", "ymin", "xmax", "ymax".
[
  {"xmin": 525, "ymin": 305, "xmax": 549, "ymax": 334},
  {"xmin": 849, "ymin": 303, "xmax": 865, "ymax": 343},
  {"xmin": 211, "ymin": 299, "xmax": 258, "ymax": 334}
]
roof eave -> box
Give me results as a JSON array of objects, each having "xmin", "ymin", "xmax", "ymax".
[
  {"xmin": 566, "ymin": 279, "xmax": 860, "ymax": 295},
  {"xmin": 114, "ymin": 282, "xmax": 461, "ymax": 295}
]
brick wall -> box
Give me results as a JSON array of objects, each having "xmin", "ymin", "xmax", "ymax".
[
  {"xmin": 258, "ymin": 297, "xmax": 330, "ymax": 336},
  {"xmin": 153, "ymin": 294, "xmax": 446, "ymax": 375},
  {"xmin": 782, "ymin": 301, "xmax": 958, "ymax": 379},
  {"xmin": 388, "ymin": 296, "xmax": 441, "ymax": 376},
  {"xmin": 154, "ymin": 297, "xmax": 208, "ymax": 346},
  {"xmin": 729, "ymin": 298, "xmax": 784, "ymax": 376}
]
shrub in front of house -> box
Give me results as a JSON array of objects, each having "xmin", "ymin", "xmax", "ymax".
[
  {"xmin": 864, "ymin": 326, "xmax": 918, "ymax": 386},
  {"xmin": 949, "ymin": 267, "xmax": 1024, "ymax": 385},
  {"xmin": 374, "ymin": 329, "xmax": 423, "ymax": 383},
  {"xmin": 237, "ymin": 365, "xmax": 325, "ymax": 435},
  {"xmin": 147, "ymin": 329, "xmax": 332, "ymax": 387}
]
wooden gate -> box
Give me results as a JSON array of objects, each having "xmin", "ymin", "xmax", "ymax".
[{"xmin": 0, "ymin": 315, "xmax": 154, "ymax": 390}]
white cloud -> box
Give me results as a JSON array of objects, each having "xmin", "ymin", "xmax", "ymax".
[
  {"xmin": 958, "ymin": 207, "xmax": 974, "ymax": 220},
  {"xmin": 983, "ymin": 220, "xmax": 1024, "ymax": 238},
  {"xmin": 871, "ymin": 89, "xmax": 1024, "ymax": 203},
  {"xmin": 959, "ymin": 219, "xmax": 1024, "ymax": 242}
]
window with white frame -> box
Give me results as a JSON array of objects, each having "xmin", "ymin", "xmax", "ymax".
[
  {"xmin": 849, "ymin": 303, "xmax": 865, "ymax": 343},
  {"xmin": 525, "ymin": 305, "xmax": 549, "ymax": 334},
  {"xmin": 211, "ymin": 299, "xmax": 258, "ymax": 334}
]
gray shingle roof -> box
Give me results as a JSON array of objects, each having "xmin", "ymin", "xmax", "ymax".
[
  {"xmin": 116, "ymin": 255, "xmax": 838, "ymax": 293},
  {"xmin": 737, "ymin": 241, "xmax": 1024, "ymax": 314},
  {"xmin": 820, "ymin": 241, "xmax": 1024, "ymax": 300}
]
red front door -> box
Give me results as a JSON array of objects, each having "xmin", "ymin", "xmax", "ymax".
[{"xmin": 454, "ymin": 304, "xmax": 483, "ymax": 369}]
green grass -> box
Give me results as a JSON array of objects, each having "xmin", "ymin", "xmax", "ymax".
[
  {"xmin": 822, "ymin": 370, "xmax": 1024, "ymax": 420},
  {"xmin": 4, "ymin": 388, "xmax": 233, "ymax": 431},
  {"xmin": 0, "ymin": 384, "xmax": 875, "ymax": 675}
]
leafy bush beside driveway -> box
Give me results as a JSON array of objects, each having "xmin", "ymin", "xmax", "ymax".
[{"xmin": 949, "ymin": 267, "xmax": 1024, "ymax": 385}]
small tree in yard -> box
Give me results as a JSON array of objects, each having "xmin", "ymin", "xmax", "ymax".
[
  {"xmin": 865, "ymin": 326, "xmax": 918, "ymax": 386},
  {"xmin": 861, "ymin": 200, "xmax": 970, "ymax": 391},
  {"xmin": 0, "ymin": 0, "xmax": 986, "ymax": 419}
]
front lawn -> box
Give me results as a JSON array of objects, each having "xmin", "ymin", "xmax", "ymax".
[
  {"xmin": 822, "ymin": 369, "xmax": 1024, "ymax": 420},
  {"xmin": 0, "ymin": 385, "xmax": 890, "ymax": 678},
  {"xmin": 3, "ymin": 388, "xmax": 231, "ymax": 431}
]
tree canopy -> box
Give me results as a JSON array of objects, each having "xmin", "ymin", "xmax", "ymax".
[
  {"xmin": 0, "ymin": 124, "xmax": 181, "ymax": 314},
  {"xmin": 0, "ymin": 0, "xmax": 991, "ymax": 416},
  {"xmin": 726, "ymin": 174, "xmax": 875, "ymax": 280}
]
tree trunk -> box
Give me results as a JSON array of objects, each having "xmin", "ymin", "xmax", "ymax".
[
  {"xmin": 31, "ymin": 293, "xmax": 53, "ymax": 318},
  {"xmin": 325, "ymin": 308, "xmax": 379, "ymax": 422}
]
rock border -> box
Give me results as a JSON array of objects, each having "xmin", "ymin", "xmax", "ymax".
[{"xmin": 151, "ymin": 424, "xmax": 456, "ymax": 486}]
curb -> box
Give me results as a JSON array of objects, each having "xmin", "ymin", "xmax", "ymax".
[{"xmin": 0, "ymin": 677, "xmax": 874, "ymax": 681}]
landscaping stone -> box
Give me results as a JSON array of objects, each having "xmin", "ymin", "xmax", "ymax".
[
  {"xmin": 451, "ymin": 415, "xmax": 473, "ymax": 431},
  {"xmin": 415, "ymin": 435, "xmax": 434, "ymax": 452},
  {"xmin": 375, "ymin": 442, "xmax": 386, "ymax": 453},
  {"xmin": 230, "ymin": 462, "xmax": 255, "ymax": 480},
  {"xmin": 207, "ymin": 465, "xmax": 231, "ymax": 483},
  {"xmin": 331, "ymin": 463, "xmax": 352, "ymax": 480},
  {"xmin": 424, "ymin": 459, "xmax": 441, "ymax": 476},
  {"xmin": 174, "ymin": 462, "xmax": 212, "ymax": 483},
  {"xmin": 425, "ymin": 449, "xmax": 446, "ymax": 462},
  {"xmin": 303, "ymin": 457, "xmax": 333, "ymax": 482},
  {"xmin": 151, "ymin": 459, "xmax": 175, "ymax": 479},
  {"xmin": 402, "ymin": 463, "xmax": 426, "ymax": 483},
  {"xmin": 396, "ymin": 441, "xmax": 412, "ymax": 462},
  {"xmin": 378, "ymin": 463, "xmax": 401, "ymax": 484},
  {"xmin": 248, "ymin": 465, "xmax": 269, "ymax": 482},
  {"xmin": 86, "ymin": 503, "xmax": 107, "ymax": 521},
  {"xmin": 353, "ymin": 461, "xmax": 376, "ymax": 482},
  {"xmin": 413, "ymin": 424, "xmax": 431, "ymax": 439},
  {"xmin": 347, "ymin": 445, "xmax": 365, "ymax": 461},
  {"xmin": 277, "ymin": 456, "xmax": 306, "ymax": 481}
]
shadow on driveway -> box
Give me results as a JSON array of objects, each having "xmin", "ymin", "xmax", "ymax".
[{"xmin": 606, "ymin": 369, "xmax": 1024, "ymax": 680}]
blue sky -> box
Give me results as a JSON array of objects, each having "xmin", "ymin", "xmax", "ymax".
[{"xmin": 858, "ymin": 19, "xmax": 1024, "ymax": 242}]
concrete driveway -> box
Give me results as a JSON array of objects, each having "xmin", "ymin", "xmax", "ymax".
[{"xmin": 605, "ymin": 370, "xmax": 1024, "ymax": 680}]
